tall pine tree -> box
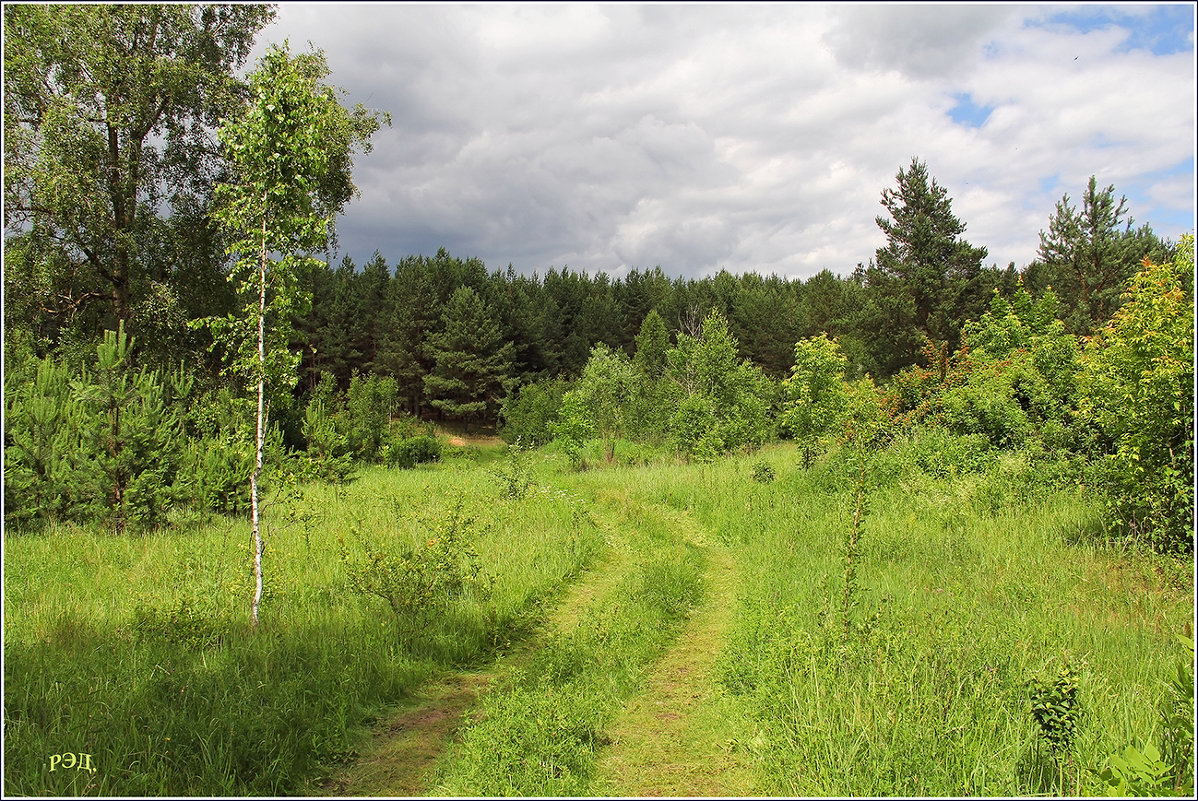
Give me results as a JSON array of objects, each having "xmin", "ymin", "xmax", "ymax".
[
  {"xmin": 423, "ymin": 286, "xmax": 514, "ymax": 429},
  {"xmin": 863, "ymin": 158, "xmax": 989, "ymax": 376},
  {"xmin": 1030, "ymin": 176, "xmax": 1171, "ymax": 335}
]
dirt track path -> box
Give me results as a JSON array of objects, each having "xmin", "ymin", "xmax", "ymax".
[
  {"xmin": 590, "ymin": 511, "xmax": 758, "ymax": 797},
  {"xmin": 319, "ymin": 491, "xmax": 757, "ymax": 797},
  {"xmin": 318, "ymin": 510, "xmax": 634, "ymax": 796}
]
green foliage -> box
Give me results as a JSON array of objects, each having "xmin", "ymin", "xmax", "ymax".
[
  {"xmin": 345, "ymin": 372, "xmax": 398, "ymax": 462},
  {"xmin": 490, "ymin": 440, "xmax": 535, "ymax": 499},
  {"xmin": 631, "ymin": 308, "xmax": 670, "ymax": 377},
  {"xmin": 206, "ymin": 41, "xmax": 386, "ymax": 625},
  {"xmin": 1028, "ymin": 661, "xmax": 1081, "ymax": 756},
  {"xmin": 3, "ymin": 353, "xmax": 97, "ymax": 527},
  {"xmin": 73, "ymin": 325, "xmax": 189, "ymax": 532},
  {"xmin": 1099, "ymin": 743, "xmax": 1178, "ymax": 797},
  {"xmin": 1079, "ymin": 235, "xmax": 1195, "ymax": 553},
  {"xmin": 2, "ymin": 3, "xmax": 275, "ymax": 336},
  {"xmin": 565, "ymin": 343, "xmax": 637, "ymax": 462},
  {"xmin": 178, "ymin": 388, "xmax": 256, "ymax": 515},
  {"xmin": 132, "ymin": 598, "xmax": 229, "ymax": 650},
  {"xmin": 205, "ymin": 42, "xmax": 384, "ymax": 413},
  {"xmin": 839, "ymin": 452, "xmax": 870, "ymax": 646},
  {"xmin": 299, "ymin": 395, "xmax": 356, "ymax": 484},
  {"xmin": 667, "ymin": 309, "xmax": 774, "ymax": 459},
  {"xmin": 781, "ymin": 334, "xmax": 850, "ymax": 467},
  {"xmin": 3, "ymin": 325, "xmax": 197, "ymax": 531},
  {"xmin": 340, "ymin": 504, "xmax": 491, "ymax": 644},
  {"xmin": 1034, "ymin": 176, "xmax": 1172, "ymax": 334},
  {"xmin": 1159, "ymin": 635, "xmax": 1195, "ymax": 793},
  {"xmin": 750, "ymin": 461, "xmax": 776, "ymax": 484},
  {"xmin": 1101, "ymin": 635, "xmax": 1195, "ymax": 796},
  {"xmin": 882, "ymin": 281, "xmax": 1084, "ymax": 458},
  {"xmin": 550, "ymin": 391, "xmax": 596, "ymax": 468},
  {"xmin": 424, "ymin": 286, "xmax": 515, "ymax": 427},
  {"xmin": 498, "ymin": 378, "xmax": 568, "ymax": 446},
  {"xmin": 862, "ymin": 157, "xmax": 991, "ymax": 374},
  {"xmin": 385, "ymin": 435, "xmax": 442, "ymax": 470}
]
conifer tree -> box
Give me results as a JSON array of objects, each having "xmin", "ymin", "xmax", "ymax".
[
  {"xmin": 423, "ymin": 286, "xmax": 514, "ymax": 430},
  {"xmin": 864, "ymin": 158, "xmax": 989, "ymax": 375},
  {"xmin": 1032, "ymin": 176, "xmax": 1171, "ymax": 334}
]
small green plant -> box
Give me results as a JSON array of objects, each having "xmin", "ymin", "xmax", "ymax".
[
  {"xmin": 750, "ymin": 460, "xmax": 775, "ymax": 484},
  {"xmin": 490, "ymin": 439, "xmax": 534, "ymax": 499},
  {"xmin": 840, "ymin": 450, "xmax": 869, "ymax": 646},
  {"xmin": 1029, "ymin": 660, "xmax": 1081, "ymax": 756},
  {"xmin": 1100, "ymin": 634, "xmax": 1194, "ymax": 796},
  {"xmin": 340, "ymin": 502, "xmax": 491, "ymax": 645},
  {"xmin": 1159, "ymin": 634, "xmax": 1195, "ymax": 793},
  {"xmin": 1099, "ymin": 743, "xmax": 1176, "ymax": 796}
]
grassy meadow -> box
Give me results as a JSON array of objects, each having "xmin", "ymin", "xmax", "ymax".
[{"xmin": 3, "ymin": 436, "xmax": 1193, "ymax": 796}]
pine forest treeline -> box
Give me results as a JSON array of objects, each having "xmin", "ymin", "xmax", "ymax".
[{"xmin": 3, "ymin": 4, "xmax": 1192, "ymax": 555}]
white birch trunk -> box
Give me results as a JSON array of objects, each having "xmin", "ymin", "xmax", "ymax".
[{"xmin": 251, "ymin": 202, "xmax": 267, "ymax": 628}]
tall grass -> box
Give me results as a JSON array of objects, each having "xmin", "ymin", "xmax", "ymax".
[
  {"xmin": 4, "ymin": 437, "xmax": 1191, "ymax": 796},
  {"xmin": 704, "ymin": 441, "xmax": 1193, "ymax": 796},
  {"xmin": 3, "ymin": 451, "xmax": 601, "ymax": 796}
]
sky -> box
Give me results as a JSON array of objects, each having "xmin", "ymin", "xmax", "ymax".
[{"xmin": 246, "ymin": 2, "xmax": 1197, "ymax": 282}]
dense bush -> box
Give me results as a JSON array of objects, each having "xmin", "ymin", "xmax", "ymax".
[
  {"xmin": 345, "ymin": 373, "xmax": 399, "ymax": 462},
  {"xmin": 780, "ymin": 334, "xmax": 850, "ymax": 466},
  {"xmin": 1078, "ymin": 237, "xmax": 1195, "ymax": 554},
  {"xmin": 498, "ymin": 378, "xmax": 568, "ymax": 446},
  {"xmin": 386, "ymin": 434, "xmax": 442, "ymax": 469},
  {"xmin": 666, "ymin": 310, "xmax": 775, "ymax": 459},
  {"xmin": 4, "ymin": 326, "xmax": 193, "ymax": 531},
  {"xmin": 3, "ymin": 354, "xmax": 98, "ymax": 526}
]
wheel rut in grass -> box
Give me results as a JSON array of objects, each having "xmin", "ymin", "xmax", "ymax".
[
  {"xmin": 317, "ymin": 669, "xmax": 493, "ymax": 797},
  {"xmin": 317, "ymin": 510, "xmax": 635, "ymax": 796},
  {"xmin": 592, "ymin": 506, "xmax": 758, "ymax": 797}
]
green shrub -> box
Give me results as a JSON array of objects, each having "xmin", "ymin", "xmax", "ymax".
[
  {"xmin": 781, "ymin": 334, "xmax": 850, "ymax": 467},
  {"xmin": 1101, "ymin": 635, "xmax": 1195, "ymax": 796},
  {"xmin": 1028, "ymin": 661, "xmax": 1081, "ymax": 756},
  {"xmin": 385, "ymin": 434, "xmax": 442, "ymax": 469},
  {"xmin": 751, "ymin": 461, "xmax": 776, "ymax": 484},
  {"xmin": 345, "ymin": 373, "xmax": 398, "ymax": 463},
  {"xmin": 1078, "ymin": 237, "xmax": 1194, "ymax": 554},
  {"xmin": 490, "ymin": 440, "xmax": 534, "ymax": 499},
  {"xmin": 340, "ymin": 503, "xmax": 490, "ymax": 644},
  {"xmin": 3, "ymin": 355, "xmax": 98, "ymax": 527},
  {"xmin": 498, "ymin": 378, "xmax": 568, "ymax": 446}
]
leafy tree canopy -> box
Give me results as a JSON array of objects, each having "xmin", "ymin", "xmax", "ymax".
[{"xmin": 3, "ymin": 3, "xmax": 277, "ymax": 350}]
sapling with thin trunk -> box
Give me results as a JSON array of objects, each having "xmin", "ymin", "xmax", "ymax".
[{"xmin": 205, "ymin": 41, "xmax": 387, "ymax": 626}]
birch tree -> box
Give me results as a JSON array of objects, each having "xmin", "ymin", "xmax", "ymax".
[{"xmin": 208, "ymin": 42, "xmax": 387, "ymax": 627}]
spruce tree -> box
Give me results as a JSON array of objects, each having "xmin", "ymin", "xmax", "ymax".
[{"xmin": 423, "ymin": 286, "xmax": 514, "ymax": 429}]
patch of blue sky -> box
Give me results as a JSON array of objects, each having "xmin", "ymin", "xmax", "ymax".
[
  {"xmin": 948, "ymin": 92, "xmax": 994, "ymax": 128},
  {"xmin": 1118, "ymin": 158, "xmax": 1196, "ymax": 234},
  {"xmin": 1137, "ymin": 205, "xmax": 1196, "ymax": 236},
  {"xmin": 1038, "ymin": 174, "xmax": 1062, "ymax": 195},
  {"xmin": 1160, "ymin": 155, "xmax": 1196, "ymax": 178},
  {"xmin": 1030, "ymin": 4, "xmax": 1195, "ymax": 56}
]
